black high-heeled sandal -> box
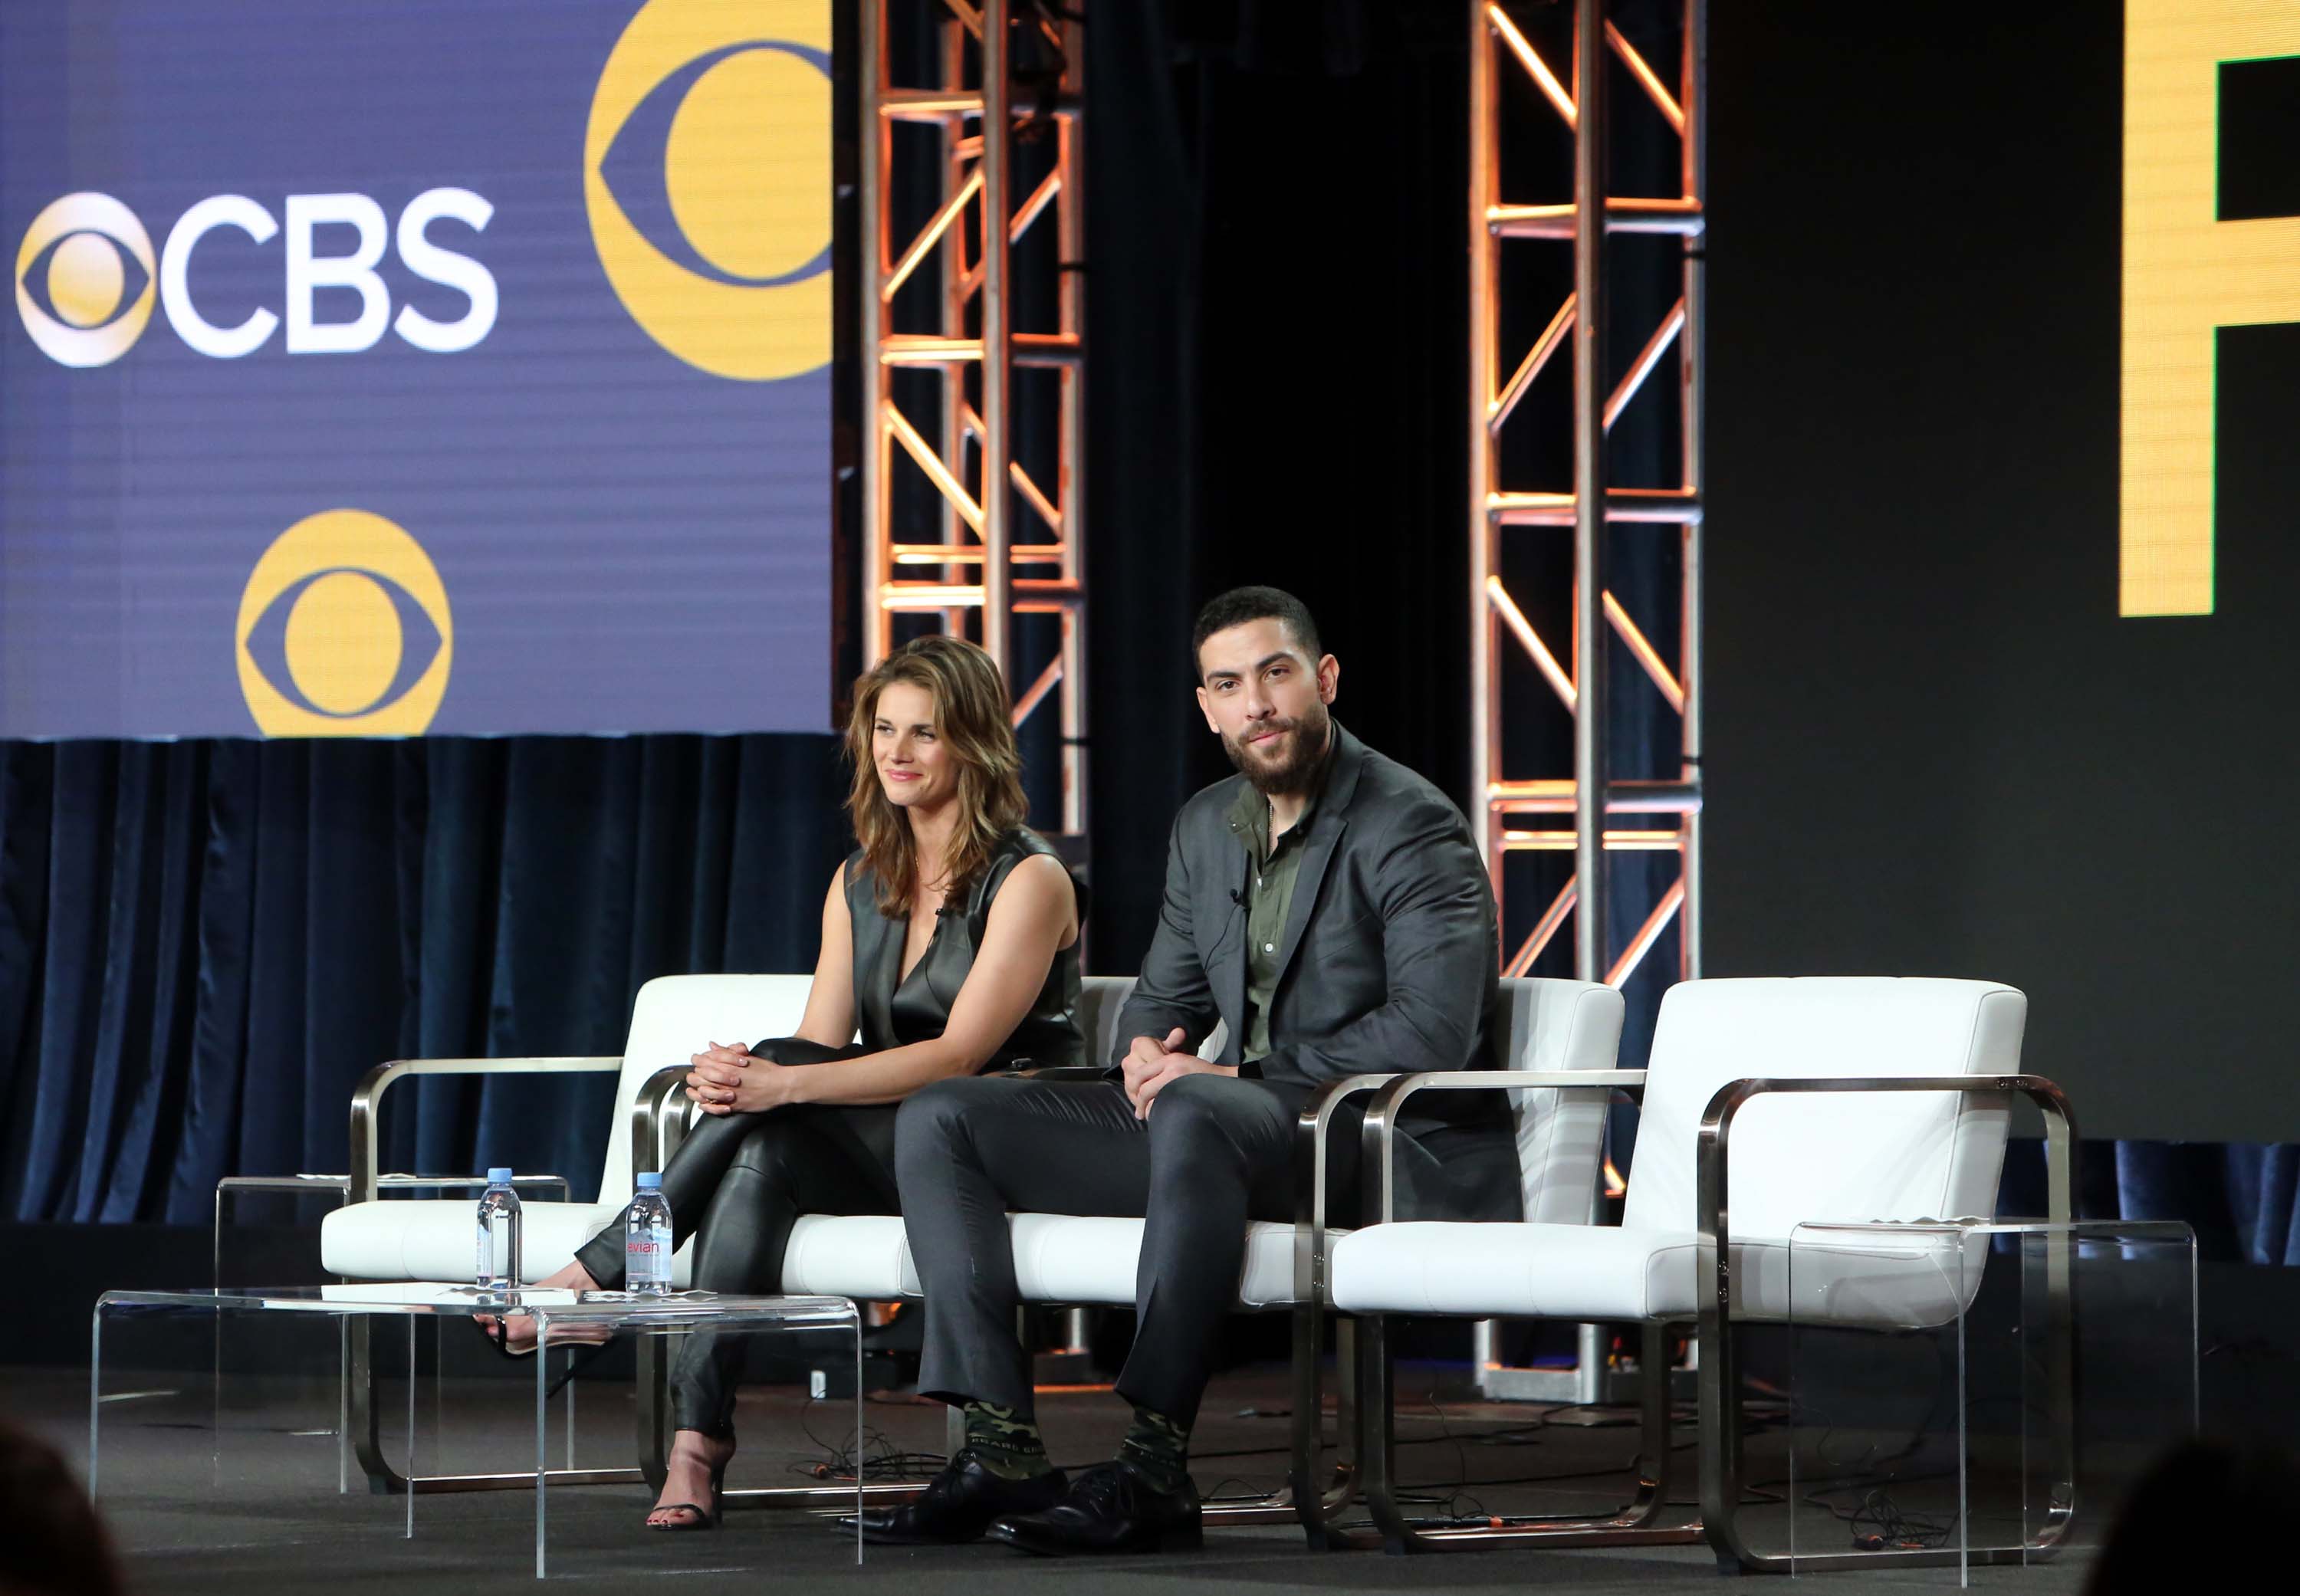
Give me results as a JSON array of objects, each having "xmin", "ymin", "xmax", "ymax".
[
  {"xmin": 646, "ymin": 1435, "xmax": 734, "ymax": 1532},
  {"xmin": 472, "ymin": 1306, "xmax": 613, "ymax": 1372},
  {"xmin": 471, "ymin": 1317, "xmax": 616, "ymax": 1406},
  {"xmin": 470, "ymin": 1314, "xmax": 539, "ymax": 1361}
]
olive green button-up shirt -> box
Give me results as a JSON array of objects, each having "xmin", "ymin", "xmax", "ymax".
[{"xmin": 1225, "ymin": 754, "xmax": 1332, "ymax": 1069}]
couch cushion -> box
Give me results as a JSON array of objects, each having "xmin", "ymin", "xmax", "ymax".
[
  {"xmin": 320, "ymin": 1199, "xmax": 682, "ymax": 1287},
  {"xmin": 1495, "ymin": 979, "xmax": 1622, "ymax": 1225},
  {"xmin": 1006, "ymin": 1216, "xmax": 1312, "ymax": 1309},
  {"xmin": 780, "ymin": 1215, "xmax": 919, "ymax": 1299},
  {"xmin": 1330, "ymin": 1220, "xmax": 1983, "ymax": 1328},
  {"xmin": 767, "ymin": 1215, "xmax": 1317, "ymax": 1307},
  {"xmin": 325, "ymin": 1201, "xmax": 1316, "ymax": 1309}
]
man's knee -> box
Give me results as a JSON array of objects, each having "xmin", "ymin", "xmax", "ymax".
[
  {"xmin": 1146, "ymin": 1072, "xmax": 1257, "ymax": 1151},
  {"xmin": 895, "ymin": 1075, "xmax": 995, "ymax": 1167}
]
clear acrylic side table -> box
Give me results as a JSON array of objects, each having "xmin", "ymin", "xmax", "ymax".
[
  {"xmin": 1786, "ymin": 1218, "xmax": 2196, "ymax": 1587},
  {"xmin": 93, "ymin": 1284, "xmax": 862, "ymax": 1578}
]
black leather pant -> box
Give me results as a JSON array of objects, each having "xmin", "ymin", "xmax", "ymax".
[{"xmin": 574, "ymin": 1037, "xmax": 899, "ymax": 1438}]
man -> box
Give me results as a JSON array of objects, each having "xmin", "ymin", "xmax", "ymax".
[{"xmin": 849, "ymin": 586, "xmax": 1520, "ymax": 1555}]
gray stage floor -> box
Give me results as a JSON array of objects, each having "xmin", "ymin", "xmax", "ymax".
[{"xmin": 10, "ymin": 1358, "xmax": 2096, "ymax": 1595}]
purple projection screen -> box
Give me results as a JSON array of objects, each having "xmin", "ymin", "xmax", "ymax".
[{"xmin": 0, "ymin": 0, "xmax": 833, "ymax": 738}]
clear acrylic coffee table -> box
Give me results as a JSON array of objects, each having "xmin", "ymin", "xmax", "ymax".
[{"xmin": 91, "ymin": 1283, "xmax": 862, "ymax": 1578}]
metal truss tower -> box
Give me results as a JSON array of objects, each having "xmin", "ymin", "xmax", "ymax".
[
  {"xmin": 861, "ymin": 0, "xmax": 1086, "ymax": 845},
  {"xmin": 1468, "ymin": 0, "xmax": 1706, "ymax": 1399}
]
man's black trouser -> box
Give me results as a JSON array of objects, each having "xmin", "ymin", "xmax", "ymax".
[
  {"xmin": 574, "ymin": 1037, "xmax": 897, "ymax": 1438},
  {"xmin": 895, "ymin": 1070, "xmax": 1348, "ymax": 1430}
]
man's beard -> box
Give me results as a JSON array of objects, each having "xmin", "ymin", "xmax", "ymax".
[{"xmin": 1220, "ymin": 700, "xmax": 1332, "ymax": 797}]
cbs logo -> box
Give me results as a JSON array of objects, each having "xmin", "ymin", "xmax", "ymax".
[
  {"xmin": 586, "ymin": 0, "xmax": 830, "ymax": 381},
  {"xmin": 15, "ymin": 188, "xmax": 495, "ymax": 368},
  {"xmin": 13, "ymin": 194, "xmax": 156, "ymax": 368},
  {"xmin": 236, "ymin": 511, "xmax": 452, "ymax": 737}
]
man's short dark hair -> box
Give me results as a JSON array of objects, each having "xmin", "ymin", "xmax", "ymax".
[{"xmin": 1191, "ymin": 586, "xmax": 1322, "ymax": 678}]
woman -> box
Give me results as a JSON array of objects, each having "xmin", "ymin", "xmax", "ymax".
[{"xmin": 501, "ymin": 635, "xmax": 1085, "ymax": 1529}]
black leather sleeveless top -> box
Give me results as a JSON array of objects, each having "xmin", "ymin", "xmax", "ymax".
[{"xmin": 844, "ymin": 828, "xmax": 1087, "ymax": 1071}]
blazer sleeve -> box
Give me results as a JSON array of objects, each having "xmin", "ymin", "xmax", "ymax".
[
  {"xmin": 1108, "ymin": 811, "xmax": 1221, "ymax": 1066},
  {"xmin": 1254, "ymin": 795, "xmax": 1495, "ymax": 1085}
]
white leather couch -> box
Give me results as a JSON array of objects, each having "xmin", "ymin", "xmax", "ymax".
[{"xmin": 324, "ymin": 971, "xmax": 1626, "ymax": 1310}]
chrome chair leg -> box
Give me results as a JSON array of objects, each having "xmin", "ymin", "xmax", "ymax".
[
  {"xmin": 348, "ymin": 1315, "xmax": 409, "ymax": 1495},
  {"xmin": 1359, "ymin": 1315, "xmax": 1701, "ymax": 1553},
  {"xmin": 1286, "ymin": 1302, "xmax": 1372, "ymax": 1547},
  {"xmin": 347, "ymin": 1312, "xmax": 645, "ymax": 1495}
]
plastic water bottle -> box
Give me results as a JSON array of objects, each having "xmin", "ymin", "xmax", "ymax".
[
  {"xmin": 475, "ymin": 1167, "xmax": 522, "ymax": 1292},
  {"xmin": 626, "ymin": 1172, "xmax": 674, "ymax": 1296}
]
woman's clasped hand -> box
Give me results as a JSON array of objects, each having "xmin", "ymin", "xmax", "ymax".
[{"xmin": 685, "ymin": 1041, "xmax": 803, "ymax": 1115}]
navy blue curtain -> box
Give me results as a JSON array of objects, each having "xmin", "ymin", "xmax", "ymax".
[
  {"xmin": 1994, "ymin": 1138, "xmax": 2299, "ymax": 1266},
  {"xmin": 2114, "ymin": 1144, "xmax": 2300, "ymax": 1266},
  {"xmin": 0, "ymin": 736, "xmax": 849, "ymax": 1220}
]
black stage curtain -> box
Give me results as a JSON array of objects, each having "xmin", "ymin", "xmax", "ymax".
[
  {"xmin": 0, "ymin": 737, "xmax": 849, "ymax": 1218},
  {"xmin": 2, "ymin": 0, "xmax": 2292, "ymax": 1259}
]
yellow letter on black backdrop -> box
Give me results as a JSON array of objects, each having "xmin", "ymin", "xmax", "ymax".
[{"xmin": 2121, "ymin": 2, "xmax": 2300, "ymax": 616}]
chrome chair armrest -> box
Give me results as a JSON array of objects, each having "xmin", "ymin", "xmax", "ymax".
[
  {"xmin": 631, "ymin": 1064, "xmax": 699, "ymax": 1182},
  {"xmin": 347, "ymin": 1056, "xmax": 622, "ymax": 1204},
  {"xmin": 1693, "ymin": 1071, "xmax": 2080, "ymax": 1310},
  {"xmin": 1290, "ymin": 1075, "xmax": 1415, "ymax": 1307},
  {"xmin": 1359, "ymin": 1069, "xmax": 1650, "ymax": 1224}
]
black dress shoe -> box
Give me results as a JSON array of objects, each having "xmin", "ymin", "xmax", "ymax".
[
  {"xmin": 835, "ymin": 1448, "xmax": 1069, "ymax": 1545},
  {"xmin": 984, "ymin": 1460, "xmax": 1204, "ymax": 1556}
]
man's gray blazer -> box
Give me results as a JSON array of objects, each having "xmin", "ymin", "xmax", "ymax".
[{"xmin": 1111, "ymin": 722, "xmax": 1522, "ymax": 1221}]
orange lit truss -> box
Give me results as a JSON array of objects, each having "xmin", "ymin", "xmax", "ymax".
[
  {"xmin": 861, "ymin": 0, "xmax": 1086, "ymax": 847},
  {"xmin": 1468, "ymin": 0, "xmax": 1705, "ymax": 1400},
  {"xmin": 860, "ymin": 0, "xmax": 1100, "ymax": 1401}
]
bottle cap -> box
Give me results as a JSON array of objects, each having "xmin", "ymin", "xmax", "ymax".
[
  {"xmin": 488, "ymin": 1167, "xmax": 514, "ymax": 1183},
  {"xmin": 636, "ymin": 1172, "xmax": 662, "ymax": 1189}
]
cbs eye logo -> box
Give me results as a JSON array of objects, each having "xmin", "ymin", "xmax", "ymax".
[
  {"xmin": 236, "ymin": 511, "xmax": 452, "ymax": 737},
  {"xmin": 585, "ymin": 0, "xmax": 830, "ymax": 381},
  {"xmin": 13, "ymin": 194, "xmax": 156, "ymax": 367}
]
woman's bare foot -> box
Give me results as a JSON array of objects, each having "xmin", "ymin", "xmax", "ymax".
[
  {"xmin": 474, "ymin": 1261, "xmax": 610, "ymax": 1352},
  {"xmin": 646, "ymin": 1429, "xmax": 735, "ymax": 1529}
]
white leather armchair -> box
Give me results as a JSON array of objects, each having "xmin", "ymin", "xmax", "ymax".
[
  {"xmin": 320, "ymin": 974, "xmax": 816, "ymax": 1493},
  {"xmin": 1325, "ymin": 976, "xmax": 2079, "ymax": 1571},
  {"xmin": 323, "ymin": 974, "xmax": 817, "ymax": 1288},
  {"xmin": 1278, "ymin": 974, "xmax": 1627, "ymax": 1540}
]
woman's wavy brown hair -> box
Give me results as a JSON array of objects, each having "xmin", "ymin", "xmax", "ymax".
[{"xmin": 845, "ymin": 635, "xmax": 1029, "ymax": 916}]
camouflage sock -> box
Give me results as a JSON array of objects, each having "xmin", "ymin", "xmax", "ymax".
[
  {"xmin": 1116, "ymin": 1405, "xmax": 1190, "ymax": 1492},
  {"xmin": 961, "ymin": 1400, "xmax": 1051, "ymax": 1479}
]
